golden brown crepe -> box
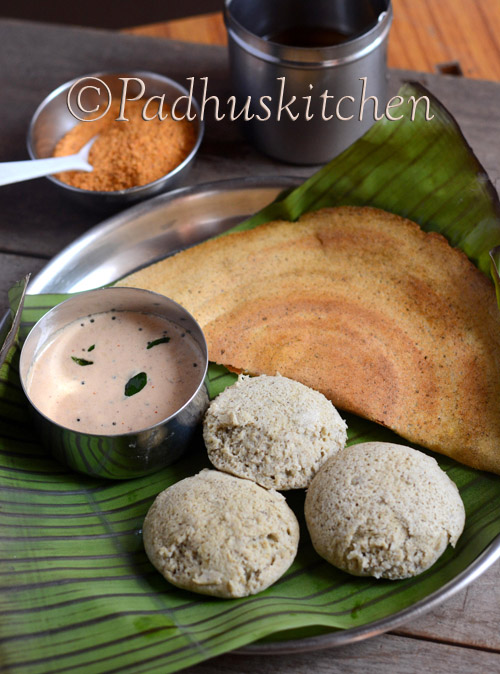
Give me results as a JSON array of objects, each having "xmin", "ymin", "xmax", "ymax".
[{"xmin": 117, "ymin": 206, "xmax": 500, "ymax": 474}]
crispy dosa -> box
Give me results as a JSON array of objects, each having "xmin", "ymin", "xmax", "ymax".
[{"xmin": 117, "ymin": 206, "xmax": 500, "ymax": 474}]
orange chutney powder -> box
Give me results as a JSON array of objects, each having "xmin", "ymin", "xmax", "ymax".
[{"xmin": 53, "ymin": 100, "xmax": 197, "ymax": 191}]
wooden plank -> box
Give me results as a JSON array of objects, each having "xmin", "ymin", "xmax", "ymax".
[
  {"xmin": 395, "ymin": 561, "xmax": 500, "ymax": 651},
  {"xmin": 184, "ymin": 633, "xmax": 500, "ymax": 674},
  {"xmin": 124, "ymin": 12, "xmax": 227, "ymax": 45},
  {"xmin": 125, "ymin": 0, "xmax": 500, "ymax": 81}
]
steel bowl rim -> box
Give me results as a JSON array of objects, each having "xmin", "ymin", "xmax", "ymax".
[
  {"xmin": 224, "ymin": 0, "xmax": 393, "ymax": 68},
  {"xmin": 19, "ymin": 286, "xmax": 209, "ymax": 439}
]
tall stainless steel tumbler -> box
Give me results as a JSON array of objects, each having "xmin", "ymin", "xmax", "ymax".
[{"xmin": 225, "ymin": 0, "xmax": 393, "ymax": 164}]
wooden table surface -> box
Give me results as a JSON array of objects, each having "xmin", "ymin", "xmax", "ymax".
[
  {"xmin": 126, "ymin": 0, "xmax": 500, "ymax": 81},
  {"xmin": 0, "ymin": 3, "xmax": 499, "ymax": 673}
]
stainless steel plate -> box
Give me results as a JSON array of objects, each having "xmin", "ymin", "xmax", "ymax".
[
  {"xmin": 26, "ymin": 176, "xmax": 500, "ymax": 654},
  {"xmin": 29, "ymin": 176, "xmax": 300, "ymax": 294}
]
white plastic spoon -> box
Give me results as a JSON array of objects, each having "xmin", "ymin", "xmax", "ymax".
[{"xmin": 0, "ymin": 136, "xmax": 97, "ymax": 187}]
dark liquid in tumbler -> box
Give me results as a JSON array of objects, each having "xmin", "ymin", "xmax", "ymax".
[{"xmin": 265, "ymin": 25, "xmax": 353, "ymax": 48}]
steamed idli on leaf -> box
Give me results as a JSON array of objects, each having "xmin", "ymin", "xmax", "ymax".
[
  {"xmin": 143, "ymin": 470, "xmax": 299, "ymax": 598},
  {"xmin": 203, "ymin": 374, "xmax": 347, "ymax": 490},
  {"xmin": 304, "ymin": 442, "xmax": 466, "ymax": 579}
]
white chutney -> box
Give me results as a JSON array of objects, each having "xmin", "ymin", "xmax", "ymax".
[{"xmin": 26, "ymin": 310, "xmax": 204, "ymax": 434}]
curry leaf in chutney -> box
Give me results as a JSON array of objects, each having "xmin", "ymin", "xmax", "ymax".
[
  {"xmin": 125, "ymin": 372, "xmax": 147, "ymax": 397},
  {"xmin": 71, "ymin": 356, "xmax": 94, "ymax": 366},
  {"xmin": 147, "ymin": 337, "xmax": 170, "ymax": 349}
]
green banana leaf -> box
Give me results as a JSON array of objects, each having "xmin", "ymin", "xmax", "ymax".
[{"xmin": 2, "ymin": 82, "xmax": 500, "ymax": 674}]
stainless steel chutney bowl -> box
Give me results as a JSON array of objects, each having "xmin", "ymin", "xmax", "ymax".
[
  {"xmin": 225, "ymin": 0, "xmax": 392, "ymax": 165},
  {"xmin": 27, "ymin": 71, "xmax": 204, "ymax": 212},
  {"xmin": 19, "ymin": 287, "xmax": 209, "ymax": 480}
]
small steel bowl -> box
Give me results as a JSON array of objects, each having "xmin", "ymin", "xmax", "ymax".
[
  {"xmin": 19, "ymin": 287, "xmax": 209, "ymax": 480},
  {"xmin": 27, "ymin": 71, "xmax": 204, "ymax": 211}
]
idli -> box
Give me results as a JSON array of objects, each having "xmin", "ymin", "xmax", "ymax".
[
  {"xmin": 204, "ymin": 374, "xmax": 347, "ymax": 490},
  {"xmin": 143, "ymin": 469, "xmax": 299, "ymax": 597},
  {"xmin": 305, "ymin": 442, "xmax": 465, "ymax": 579}
]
